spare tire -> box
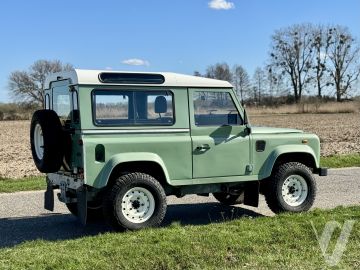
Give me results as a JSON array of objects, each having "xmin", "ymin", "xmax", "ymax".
[{"xmin": 30, "ymin": 110, "xmax": 64, "ymax": 173}]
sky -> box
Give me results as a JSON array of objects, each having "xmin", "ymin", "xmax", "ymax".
[{"xmin": 0, "ymin": 0, "xmax": 359, "ymax": 102}]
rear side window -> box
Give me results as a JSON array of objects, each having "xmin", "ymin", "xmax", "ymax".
[
  {"xmin": 93, "ymin": 90, "xmax": 174, "ymax": 126},
  {"xmin": 52, "ymin": 85, "xmax": 71, "ymax": 120},
  {"xmin": 193, "ymin": 91, "xmax": 243, "ymax": 126}
]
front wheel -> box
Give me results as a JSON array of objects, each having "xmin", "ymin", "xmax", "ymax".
[
  {"xmin": 264, "ymin": 162, "xmax": 317, "ymax": 213},
  {"xmin": 103, "ymin": 173, "xmax": 167, "ymax": 231}
]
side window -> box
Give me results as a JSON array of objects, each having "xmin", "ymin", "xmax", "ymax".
[
  {"xmin": 52, "ymin": 85, "xmax": 71, "ymax": 120},
  {"xmin": 93, "ymin": 90, "xmax": 174, "ymax": 126},
  {"xmin": 146, "ymin": 93, "xmax": 173, "ymax": 121},
  {"xmin": 95, "ymin": 94, "xmax": 129, "ymax": 124},
  {"xmin": 193, "ymin": 91, "xmax": 243, "ymax": 126}
]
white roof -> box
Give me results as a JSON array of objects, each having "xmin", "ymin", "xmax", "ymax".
[{"xmin": 45, "ymin": 69, "xmax": 233, "ymax": 89}]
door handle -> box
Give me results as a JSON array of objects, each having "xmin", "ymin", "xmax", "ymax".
[{"xmin": 196, "ymin": 144, "xmax": 210, "ymax": 152}]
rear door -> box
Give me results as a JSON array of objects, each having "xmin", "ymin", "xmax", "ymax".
[{"xmin": 189, "ymin": 88, "xmax": 250, "ymax": 178}]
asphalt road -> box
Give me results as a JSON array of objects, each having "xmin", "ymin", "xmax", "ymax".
[{"xmin": 0, "ymin": 168, "xmax": 359, "ymax": 248}]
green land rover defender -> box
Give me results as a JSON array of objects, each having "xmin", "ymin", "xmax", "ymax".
[{"xmin": 30, "ymin": 69, "xmax": 327, "ymax": 230}]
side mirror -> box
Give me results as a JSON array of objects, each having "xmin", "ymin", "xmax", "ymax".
[{"xmin": 245, "ymin": 124, "xmax": 252, "ymax": 135}]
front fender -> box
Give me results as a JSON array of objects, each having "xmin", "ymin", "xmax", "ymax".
[
  {"xmin": 92, "ymin": 152, "xmax": 170, "ymax": 189},
  {"xmin": 258, "ymin": 145, "xmax": 319, "ymax": 179}
]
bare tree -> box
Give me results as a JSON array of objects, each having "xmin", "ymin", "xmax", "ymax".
[
  {"xmin": 270, "ymin": 24, "xmax": 314, "ymax": 103},
  {"xmin": 327, "ymin": 26, "xmax": 360, "ymax": 101},
  {"xmin": 9, "ymin": 60, "xmax": 73, "ymax": 105},
  {"xmin": 205, "ymin": 62, "xmax": 233, "ymax": 102},
  {"xmin": 312, "ymin": 25, "xmax": 332, "ymax": 98},
  {"xmin": 205, "ymin": 62, "xmax": 232, "ymax": 82},
  {"xmin": 252, "ymin": 67, "xmax": 266, "ymax": 104},
  {"xmin": 232, "ymin": 65, "xmax": 250, "ymax": 102}
]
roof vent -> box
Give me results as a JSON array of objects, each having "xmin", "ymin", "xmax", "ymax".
[{"xmin": 98, "ymin": 73, "xmax": 165, "ymax": 84}]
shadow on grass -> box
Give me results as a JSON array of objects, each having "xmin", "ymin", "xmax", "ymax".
[{"xmin": 0, "ymin": 203, "xmax": 263, "ymax": 248}]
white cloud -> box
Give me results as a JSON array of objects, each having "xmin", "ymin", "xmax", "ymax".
[
  {"xmin": 122, "ymin": 58, "xmax": 150, "ymax": 66},
  {"xmin": 105, "ymin": 67, "xmax": 113, "ymax": 70},
  {"xmin": 208, "ymin": 0, "xmax": 235, "ymax": 10}
]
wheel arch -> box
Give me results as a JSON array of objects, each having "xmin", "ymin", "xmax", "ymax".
[
  {"xmin": 258, "ymin": 145, "xmax": 319, "ymax": 180},
  {"xmin": 93, "ymin": 152, "xmax": 171, "ymax": 189}
]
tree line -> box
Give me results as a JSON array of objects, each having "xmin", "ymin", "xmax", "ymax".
[
  {"xmin": 194, "ymin": 23, "xmax": 360, "ymax": 104},
  {"xmin": 7, "ymin": 24, "xmax": 360, "ymax": 106}
]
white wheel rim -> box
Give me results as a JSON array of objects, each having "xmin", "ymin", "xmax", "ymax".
[
  {"xmin": 281, "ymin": 175, "xmax": 308, "ymax": 207},
  {"xmin": 120, "ymin": 187, "xmax": 155, "ymax": 224},
  {"xmin": 34, "ymin": 124, "xmax": 44, "ymax": 160}
]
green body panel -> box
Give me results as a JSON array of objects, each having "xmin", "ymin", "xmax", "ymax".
[
  {"xmin": 49, "ymin": 83, "xmax": 321, "ymax": 190},
  {"xmin": 83, "ymin": 133, "xmax": 192, "ymax": 188}
]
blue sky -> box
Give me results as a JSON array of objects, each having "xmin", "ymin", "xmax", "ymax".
[{"xmin": 0, "ymin": 0, "xmax": 359, "ymax": 102}]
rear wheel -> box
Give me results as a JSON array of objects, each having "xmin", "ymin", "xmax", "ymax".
[
  {"xmin": 264, "ymin": 162, "xmax": 316, "ymax": 213},
  {"xmin": 103, "ymin": 173, "xmax": 167, "ymax": 231}
]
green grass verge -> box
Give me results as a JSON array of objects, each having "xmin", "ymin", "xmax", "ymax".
[
  {"xmin": 0, "ymin": 206, "xmax": 359, "ymax": 269},
  {"xmin": 0, "ymin": 176, "xmax": 45, "ymax": 193},
  {"xmin": 321, "ymin": 153, "xmax": 360, "ymax": 168}
]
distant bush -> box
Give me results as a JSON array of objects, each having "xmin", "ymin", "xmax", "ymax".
[
  {"xmin": 248, "ymin": 100, "xmax": 359, "ymax": 115},
  {"xmin": 0, "ymin": 102, "xmax": 40, "ymax": 121}
]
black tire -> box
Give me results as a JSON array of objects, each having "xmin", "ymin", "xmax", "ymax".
[
  {"xmin": 30, "ymin": 110, "xmax": 64, "ymax": 173},
  {"xmin": 103, "ymin": 173, "xmax": 167, "ymax": 231},
  {"xmin": 264, "ymin": 162, "xmax": 317, "ymax": 214},
  {"xmin": 213, "ymin": 192, "xmax": 244, "ymax": 205},
  {"xmin": 66, "ymin": 202, "xmax": 104, "ymax": 221}
]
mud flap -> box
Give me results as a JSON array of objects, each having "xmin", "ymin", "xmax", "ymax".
[
  {"xmin": 244, "ymin": 181, "xmax": 260, "ymax": 207},
  {"xmin": 76, "ymin": 186, "xmax": 87, "ymax": 226},
  {"xmin": 44, "ymin": 180, "xmax": 54, "ymax": 211}
]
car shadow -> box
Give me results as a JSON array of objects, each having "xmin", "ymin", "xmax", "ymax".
[
  {"xmin": 163, "ymin": 203, "xmax": 263, "ymax": 226},
  {"xmin": 0, "ymin": 203, "xmax": 263, "ymax": 248}
]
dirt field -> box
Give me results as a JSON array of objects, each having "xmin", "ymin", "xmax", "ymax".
[
  {"xmin": 0, "ymin": 114, "xmax": 359, "ymax": 179},
  {"xmin": 0, "ymin": 121, "xmax": 40, "ymax": 179},
  {"xmin": 251, "ymin": 113, "xmax": 360, "ymax": 157}
]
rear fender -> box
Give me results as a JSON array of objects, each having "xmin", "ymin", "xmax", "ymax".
[{"xmin": 93, "ymin": 152, "xmax": 170, "ymax": 189}]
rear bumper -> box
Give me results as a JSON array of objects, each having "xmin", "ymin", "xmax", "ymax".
[
  {"xmin": 316, "ymin": 167, "xmax": 328, "ymax": 176},
  {"xmin": 47, "ymin": 173, "xmax": 83, "ymax": 189},
  {"xmin": 46, "ymin": 173, "xmax": 84, "ymax": 204}
]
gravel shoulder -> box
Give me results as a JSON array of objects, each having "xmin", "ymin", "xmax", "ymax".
[{"xmin": 0, "ymin": 168, "xmax": 359, "ymax": 248}]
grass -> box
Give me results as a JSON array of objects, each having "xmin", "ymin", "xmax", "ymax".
[
  {"xmin": 0, "ymin": 206, "xmax": 359, "ymax": 269},
  {"xmin": 0, "ymin": 176, "xmax": 45, "ymax": 193},
  {"xmin": 321, "ymin": 153, "xmax": 360, "ymax": 168}
]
